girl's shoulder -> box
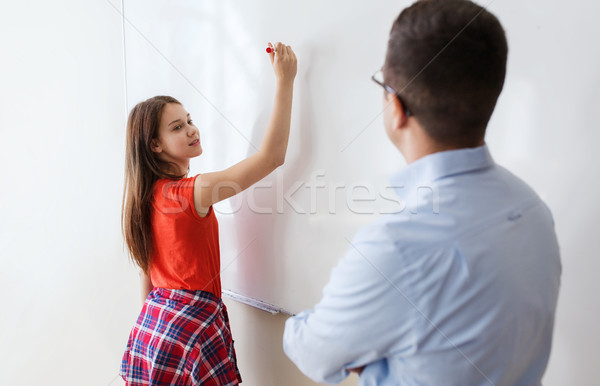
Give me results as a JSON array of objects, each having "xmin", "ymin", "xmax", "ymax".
[{"xmin": 153, "ymin": 174, "xmax": 210, "ymax": 220}]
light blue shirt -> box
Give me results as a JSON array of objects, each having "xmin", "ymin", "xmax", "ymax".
[{"xmin": 283, "ymin": 145, "xmax": 561, "ymax": 385}]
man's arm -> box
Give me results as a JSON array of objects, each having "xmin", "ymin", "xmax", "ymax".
[{"xmin": 282, "ymin": 233, "xmax": 415, "ymax": 383}]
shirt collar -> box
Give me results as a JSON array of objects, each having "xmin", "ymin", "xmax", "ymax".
[{"xmin": 390, "ymin": 144, "xmax": 494, "ymax": 191}]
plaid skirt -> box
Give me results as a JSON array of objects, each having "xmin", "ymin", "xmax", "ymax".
[{"xmin": 120, "ymin": 288, "xmax": 242, "ymax": 385}]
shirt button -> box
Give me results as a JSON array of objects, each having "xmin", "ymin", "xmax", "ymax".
[{"xmin": 508, "ymin": 210, "xmax": 522, "ymax": 221}]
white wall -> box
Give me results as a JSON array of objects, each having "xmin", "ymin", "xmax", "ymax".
[
  {"xmin": 0, "ymin": 1, "xmax": 598, "ymax": 385},
  {"xmin": 0, "ymin": 0, "xmax": 131, "ymax": 384}
]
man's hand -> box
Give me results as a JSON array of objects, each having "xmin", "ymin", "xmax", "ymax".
[{"xmin": 348, "ymin": 366, "xmax": 365, "ymax": 375}]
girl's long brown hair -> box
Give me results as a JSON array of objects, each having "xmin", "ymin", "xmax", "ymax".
[{"xmin": 121, "ymin": 95, "xmax": 188, "ymax": 275}]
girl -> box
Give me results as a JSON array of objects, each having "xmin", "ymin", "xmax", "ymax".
[{"xmin": 119, "ymin": 42, "xmax": 297, "ymax": 385}]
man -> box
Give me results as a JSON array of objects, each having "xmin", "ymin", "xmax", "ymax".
[{"xmin": 282, "ymin": 1, "xmax": 562, "ymax": 385}]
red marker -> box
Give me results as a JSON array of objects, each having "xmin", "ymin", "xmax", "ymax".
[{"xmin": 266, "ymin": 46, "xmax": 276, "ymax": 54}]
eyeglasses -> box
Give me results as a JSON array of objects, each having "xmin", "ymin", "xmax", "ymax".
[{"xmin": 371, "ymin": 69, "xmax": 412, "ymax": 117}]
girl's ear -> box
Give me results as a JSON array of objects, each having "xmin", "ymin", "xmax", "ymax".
[{"xmin": 150, "ymin": 139, "xmax": 161, "ymax": 153}]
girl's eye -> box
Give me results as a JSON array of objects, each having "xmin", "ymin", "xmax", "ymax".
[{"xmin": 174, "ymin": 120, "xmax": 193, "ymax": 130}]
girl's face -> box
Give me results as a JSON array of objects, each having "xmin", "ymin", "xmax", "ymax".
[{"xmin": 151, "ymin": 103, "xmax": 202, "ymax": 172}]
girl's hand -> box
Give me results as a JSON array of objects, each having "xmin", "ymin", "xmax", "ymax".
[
  {"xmin": 267, "ymin": 41, "xmax": 297, "ymax": 84},
  {"xmin": 194, "ymin": 42, "xmax": 296, "ymax": 210}
]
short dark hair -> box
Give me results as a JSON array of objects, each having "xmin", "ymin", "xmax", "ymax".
[{"xmin": 385, "ymin": 0, "xmax": 508, "ymax": 147}]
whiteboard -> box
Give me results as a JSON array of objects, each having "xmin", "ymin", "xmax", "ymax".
[
  {"xmin": 123, "ymin": 0, "xmax": 406, "ymax": 315},
  {"xmin": 123, "ymin": 0, "xmax": 600, "ymax": 319}
]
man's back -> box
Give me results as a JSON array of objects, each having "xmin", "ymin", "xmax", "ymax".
[{"xmin": 283, "ymin": 145, "xmax": 562, "ymax": 385}]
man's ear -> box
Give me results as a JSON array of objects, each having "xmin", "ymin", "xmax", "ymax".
[{"xmin": 388, "ymin": 93, "xmax": 409, "ymax": 131}]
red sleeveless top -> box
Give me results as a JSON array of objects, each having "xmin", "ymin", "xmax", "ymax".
[{"xmin": 149, "ymin": 174, "xmax": 221, "ymax": 298}]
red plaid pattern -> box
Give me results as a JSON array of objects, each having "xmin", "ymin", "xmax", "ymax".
[{"xmin": 120, "ymin": 288, "xmax": 242, "ymax": 385}]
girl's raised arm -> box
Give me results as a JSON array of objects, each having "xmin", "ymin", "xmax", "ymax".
[{"xmin": 193, "ymin": 41, "xmax": 297, "ymax": 217}]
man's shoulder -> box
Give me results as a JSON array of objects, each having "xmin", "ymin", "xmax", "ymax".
[
  {"xmin": 351, "ymin": 211, "xmax": 444, "ymax": 255},
  {"xmin": 493, "ymin": 164, "xmax": 541, "ymax": 198},
  {"xmin": 354, "ymin": 164, "xmax": 549, "ymax": 252}
]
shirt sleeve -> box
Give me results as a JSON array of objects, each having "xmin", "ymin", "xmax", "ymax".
[
  {"xmin": 155, "ymin": 174, "xmax": 201, "ymax": 220},
  {"xmin": 282, "ymin": 225, "xmax": 418, "ymax": 384}
]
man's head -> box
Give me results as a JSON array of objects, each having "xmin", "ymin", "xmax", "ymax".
[{"xmin": 383, "ymin": 0, "xmax": 508, "ymax": 151}]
